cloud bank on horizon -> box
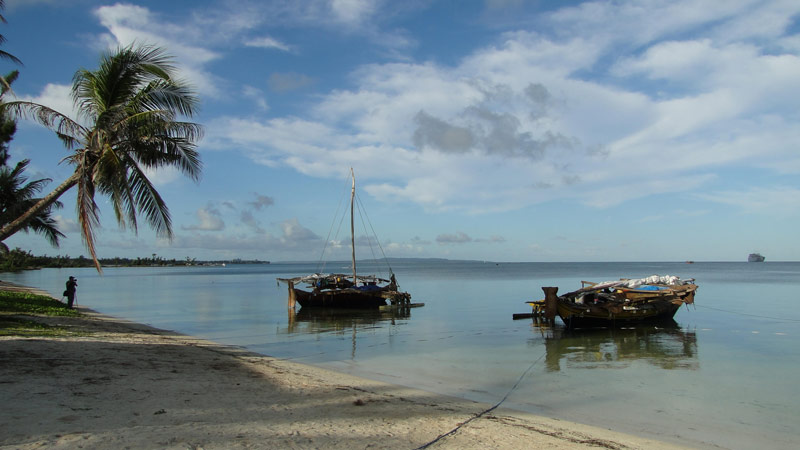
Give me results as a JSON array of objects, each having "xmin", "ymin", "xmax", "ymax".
[{"xmin": 4, "ymin": 0, "xmax": 800, "ymax": 262}]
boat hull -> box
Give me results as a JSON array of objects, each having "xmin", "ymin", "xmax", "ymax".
[
  {"xmin": 556, "ymin": 300, "xmax": 683, "ymax": 328},
  {"xmin": 292, "ymin": 287, "xmax": 388, "ymax": 309},
  {"xmin": 543, "ymin": 280, "xmax": 697, "ymax": 328}
]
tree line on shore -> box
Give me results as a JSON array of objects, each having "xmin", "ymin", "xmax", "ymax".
[{"xmin": 0, "ymin": 247, "xmax": 268, "ymax": 271}]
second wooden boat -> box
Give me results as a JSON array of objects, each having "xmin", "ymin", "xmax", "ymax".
[{"xmin": 541, "ymin": 275, "xmax": 697, "ymax": 328}]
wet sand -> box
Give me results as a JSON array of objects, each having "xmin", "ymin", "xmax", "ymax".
[{"xmin": 0, "ymin": 281, "xmax": 688, "ymax": 449}]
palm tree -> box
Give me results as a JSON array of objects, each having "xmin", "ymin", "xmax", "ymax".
[
  {"xmin": 0, "ymin": 69, "xmax": 19, "ymax": 164},
  {"xmin": 0, "ymin": 159, "xmax": 64, "ymax": 252},
  {"xmin": 0, "ymin": 70, "xmax": 65, "ymax": 252},
  {"xmin": 0, "ymin": 0, "xmax": 23, "ymax": 93},
  {"xmin": 0, "ymin": 44, "xmax": 203, "ymax": 271},
  {"xmin": 0, "ymin": 1, "xmax": 57, "ymax": 252}
]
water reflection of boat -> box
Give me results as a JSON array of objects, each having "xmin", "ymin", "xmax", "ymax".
[
  {"xmin": 285, "ymin": 306, "xmax": 414, "ymax": 359},
  {"xmin": 286, "ymin": 306, "xmax": 411, "ymax": 335},
  {"xmin": 541, "ymin": 275, "xmax": 697, "ymax": 328},
  {"xmin": 536, "ymin": 324, "xmax": 698, "ymax": 372}
]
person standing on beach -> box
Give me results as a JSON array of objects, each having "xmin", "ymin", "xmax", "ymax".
[{"xmin": 64, "ymin": 276, "xmax": 77, "ymax": 308}]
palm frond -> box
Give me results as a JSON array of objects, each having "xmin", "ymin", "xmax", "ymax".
[
  {"xmin": 0, "ymin": 159, "xmax": 64, "ymax": 247},
  {"xmin": 72, "ymin": 69, "xmax": 102, "ymax": 123},
  {"xmin": 0, "ymin": 49, "xmax": 21, "ymax": 65},
  {"xmin": 93, "ymin": 142, "xmax": 138, "ymax": 233},
  {"xmin": 120, "ymin": 116, "xmax": 203, "ymax": 179},
  {"xmin": 1, "ymin": 101, "xmax": 84, "ymax": 143},
  {"xmin": 0, "ymin": 69, "xmax": 18, "ymax": 97},
  {"xmin": 133, "ymin": 79, "xmax": 200, "ymax": 117},
  {"xmin": 6, "ymin": 43, "xmax": 203, "ymax": 272},
  {"xmin": 20, "ymin": 202, "xmax": 65, "ymax": 247},
  {"xmin": 75, "ymin": 158, "xmax": 101, "ymax": 271}
]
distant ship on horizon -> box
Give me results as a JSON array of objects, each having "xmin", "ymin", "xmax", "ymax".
[{"xmin": 748, "ymin": 253, "xmax": 765, "ymax": 262}]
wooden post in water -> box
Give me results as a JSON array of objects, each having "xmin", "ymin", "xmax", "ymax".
[
  {"xmin": 287, "ymin": 281, "xmax": 296, "ymax": 309},
  {"xmin": 542, "ymin": 286, "xmax": 558, "ymax": 325}
]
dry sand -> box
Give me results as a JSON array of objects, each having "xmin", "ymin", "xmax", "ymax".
[{"xmin": 0, "ymin": 282, "xmax": 689, "ymax": 449}]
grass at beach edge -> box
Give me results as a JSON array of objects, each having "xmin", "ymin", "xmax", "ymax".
[{"xmin": 0, "ymin": 290, "xmax": 82, "ymax": 337}]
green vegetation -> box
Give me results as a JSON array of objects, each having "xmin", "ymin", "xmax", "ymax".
[
  {"xmin": 0, "ymin": 290, "xmax": 79, "ymax": 315},
  {"xmin": 0, "ymin": 3, "xmax": 64, "ymax": 254},
  {"xmin": 0, "ymin": 44, "xmax": 203, "ymax": 272},
  {"xmin": 0, "ymin": 290, "xmax": 80, "ymax": 336},
  {"xmin": 0, "ymin": 247, "xmax": 269, "ymax": 271}
]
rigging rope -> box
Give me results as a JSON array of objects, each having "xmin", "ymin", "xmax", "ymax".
[
  {"xmin": 415, "ymin": 351, "xmax": 547, "ymax": 449},
  {"xmin": 354, "ymin": 191, "xmax": 394, "ymax": 276},
  {"xmin": 694, "ymin": 304, "xmax": 800, "ymax": 323},
  {"xmin": 310, "ymin": 170, "xmax": 396, "ymax": 282},
  {"xmin": 316, "ymin": 173, "xmax": 353, "ymax": 274},
  {"xmin": 354, "ymin": 193, "xmax": 380, "ymax": 269}
]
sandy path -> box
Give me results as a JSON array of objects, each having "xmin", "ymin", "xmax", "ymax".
[{"xmin": 0, "ymin": 282, "xmax": 687, "ymax": 449}]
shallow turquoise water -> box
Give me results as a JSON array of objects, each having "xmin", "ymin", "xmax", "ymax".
[{"xmin": 4, "ymin": 261, "xmax": 799, "ymax": 449}]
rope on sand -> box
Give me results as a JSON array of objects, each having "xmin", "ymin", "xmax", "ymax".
[{"xmin": 415, "ymin": 350, "xmax": 547, "ymax": 449}]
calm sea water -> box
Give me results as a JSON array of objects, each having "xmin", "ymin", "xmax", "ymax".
[{"xmin": 3, "ymin": 261, "xmax": 799, "ymax": 449}]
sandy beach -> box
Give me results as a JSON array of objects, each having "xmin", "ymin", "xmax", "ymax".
[{"xmin": 0, "ymin": 282, "xmax": 688, "ymax": 449}]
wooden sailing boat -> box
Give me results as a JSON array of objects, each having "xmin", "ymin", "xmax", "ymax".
[
  {"xmin": 277, "ymin": 169, "xmax": 412, "ymax": 309},
  {"xmin": 541, "ymin": 275, "xmax": 697, "ymax": 328}
]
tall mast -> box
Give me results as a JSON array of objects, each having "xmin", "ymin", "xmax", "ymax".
[{"xmin": 350, "ymin": 168, "xmax": 357, "ymax": 284}]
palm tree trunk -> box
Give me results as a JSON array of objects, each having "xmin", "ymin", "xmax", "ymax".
[{"xmin": 0, "ymin": 171, "xmax": 79, "ymax": 243}]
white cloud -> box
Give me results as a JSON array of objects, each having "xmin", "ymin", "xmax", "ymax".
[
  {"xmin": 279, "ymin": 218, "xmax": 320, "ymax": 242},
  {"xmin": 248, "ymin": 194, "xmax": 274, "ymax": 210},
  {"xmin": 54, "ymin": 215, "xmax": 80, "ymax": 234},
  {"xmin": 242, "ymin": 85, "xmax": 268, "ymax": 111},
  {"xmin": 330, "ymin": 0, "xmax": 377, "ymax": 26},
  {"xmin": 93, "ymin": 4, "xmax": 224, "ymax": 98},
  {"xmin": 240, "ymin": 211, "xmax": 265, "ymax": 234},
  {"xmin": 176, "ymin": 1, "xmax": 800, "ymax": 216},
  {"xmin": 141, "ymin": 166, "xmax": 183, "ymax": 187},
  {"xmin": 244, "ymin": 36, "xmax": 291, "ymax": 51},
  {"xmin": 19, "ymin": 83, "xmax": 76, "ymax": 123},
  {"xmin": 182, "ymin": 205, "xmax": 225, "ymax": 231},
  {"xmin": 436, "ymin": 232, "xmax": 472, "ymax": 244},
  {"xmin": 167, "ymin": 216, "xmax": 324, "ymax": 257}
]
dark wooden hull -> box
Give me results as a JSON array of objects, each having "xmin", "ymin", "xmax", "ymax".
[
  {"xmin": 542, "ymin": 281, "xmax": 697, "ymax": 328},
  {"xmin": 557, "ymin": 300, "xmax": 682, "ymax": 328},
  {"xmin": 293, "ymin": 288, "xmax": 388, "ymax": 309}
]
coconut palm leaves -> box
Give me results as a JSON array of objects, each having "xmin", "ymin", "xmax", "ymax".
[
  {"xmin": 0, "ymin": 44, "xmax": 203, "ymax": 271},
  {"xmin": 0, "ymin": 70, "xmax": 65, "ymax": 253},
  {"xmin": 0, "ymin": 0, "xmax": 22, "ymax": 94},
  {"xmin": 0, "ymin": 159, "xmax": 64, "ymax": 252}
]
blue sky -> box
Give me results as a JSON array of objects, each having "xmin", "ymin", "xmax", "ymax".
[{"xmin": 2, "ymin": 0, "xmax": 799, "ymax": 262}]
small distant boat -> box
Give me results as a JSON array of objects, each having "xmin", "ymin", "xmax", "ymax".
[
  {"xmin": 541, "ymin": 275, "xmax": 697, "ymax": 328},
  {"xmin": 277, "ymin": 169, "xmax": 412, "ymax": 309},
  {"xmin": 748, "ymin": 253, "xmax": 765, "ymax": 262}
]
